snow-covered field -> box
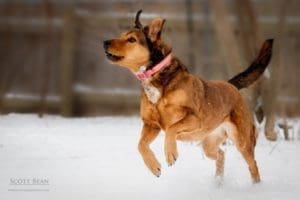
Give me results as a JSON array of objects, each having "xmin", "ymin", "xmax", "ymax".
[{"xmin": 0, "ymin": 114, "xmax": 299, "ymax": 200}]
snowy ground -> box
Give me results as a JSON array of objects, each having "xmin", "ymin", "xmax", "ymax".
[{"xmin": 0, "ymin": 114, "xmax": 299, "ymax": 200}]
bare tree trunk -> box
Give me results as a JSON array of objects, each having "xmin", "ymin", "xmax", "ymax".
[
  {"xmin": 264, "ymin": 113, "xmax": 277, "ymax": 141},
  {"xmin": 209, "ymin": 0, "xmax": 242, "ymax": 77},
  {"xmin": 264, "ymin": 0, "xmax": 291, "ymax": 140},
  {"xmin": 282, "ymin": 119, "xmax": 290, "ymax": 141},
  {"xmin": 185, "ymin": 0, "xmax": 196, "ymax": 73},
  {"xmin": 200, "ymin": 0, "xmax": 214, "ymax": 78},
  {"xmin": 235, "ymin": 0, "xmax": 263, "ymax": 61},
  {"xmin": 234, "ymin": 0, "xmax": 277, "ymax": 140}
]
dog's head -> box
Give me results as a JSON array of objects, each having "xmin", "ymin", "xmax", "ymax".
[{"xmin": 103, "ymin": 10, "xmax": 171, "ymax": 73}]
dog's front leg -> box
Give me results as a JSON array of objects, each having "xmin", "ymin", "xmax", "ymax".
[
  {"xmin": 138, "ymin": 123, "xmax": 161, "ymax": 177},
  {"xmin": 164, "ymin": 128, "xmax": 178, "ymax": 166},
  {"xmin": 164, "ymin": 115, "xmax": 200, "ymax": 166}
]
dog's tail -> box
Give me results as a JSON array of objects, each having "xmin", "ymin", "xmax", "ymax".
[{"xmin": 228, "ymin": 39, "xmax": 274, "ymax": 90}]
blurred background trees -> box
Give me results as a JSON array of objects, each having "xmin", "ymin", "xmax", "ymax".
[{"xmin": 0, "ymin": 0, "xmax": 299, "ymax": 139}]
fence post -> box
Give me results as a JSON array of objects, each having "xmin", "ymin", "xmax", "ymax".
[{"xmin": 60, "ymin": 8, "xmax": 75, "ymax": 117}]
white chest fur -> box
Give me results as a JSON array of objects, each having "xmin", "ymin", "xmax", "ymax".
[{"xmin": 141, "ymin": 80, "xmax": 161, "ymax": 104}]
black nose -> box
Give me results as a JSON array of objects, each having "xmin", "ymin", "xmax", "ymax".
[{"xmin": 103, "ymin": 40, "xmax": 111, "ymax": 50}]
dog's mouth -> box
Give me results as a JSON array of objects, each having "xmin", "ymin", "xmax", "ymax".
[{"xmin": 105, "ymin": 51, "xmax": 124, "ymax": 62}]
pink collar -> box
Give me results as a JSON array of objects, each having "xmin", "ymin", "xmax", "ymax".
[{"xmin": 136, "ymin": 54, "xmax": 172, "ymax": 80}]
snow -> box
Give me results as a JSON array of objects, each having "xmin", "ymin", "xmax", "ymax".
[{"xmin": 0, "ymin": 114, "xmax": 300, "ymax": 200}]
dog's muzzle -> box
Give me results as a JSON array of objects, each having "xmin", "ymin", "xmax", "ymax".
[
  {"xmin": 103, "ymin": 40, "xmax": 124, "ymax": 62},
  {"xmin": 103, "ymin": 40, "xmax": 111, "ymax": 50}
]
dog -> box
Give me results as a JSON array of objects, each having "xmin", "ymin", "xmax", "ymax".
[{"xmin": 103, "ymin": 10, "xmax": 273, "ymax": 183}]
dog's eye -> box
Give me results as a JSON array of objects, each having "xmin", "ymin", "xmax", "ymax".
[{"xmin": 127, "ymin": 37, "xmax": 137, "ymax": 43}]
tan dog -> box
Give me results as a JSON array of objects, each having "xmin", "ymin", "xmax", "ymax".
[{"xmin": 103, "ymin": 10, "xmax": 273, "ymax": 183}]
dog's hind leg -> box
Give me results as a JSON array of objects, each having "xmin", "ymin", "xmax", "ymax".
[
  {"xmin": 138, "ymin": 123, "xmax": 161, "ymax": 177},
  {"xmin": 226, "ymin": 109, "xmax": 261, "ymax": 183},
  {"xmin": 202, "ymin": 129, "xmax": 227, "ymax": 178},
  {"xmin": 238, "ymin": 143, "xmax": 260, "ymax": 183},
  {"xmin": 235, "ymin": 130, "xmax": 260, "ymax": 183}
]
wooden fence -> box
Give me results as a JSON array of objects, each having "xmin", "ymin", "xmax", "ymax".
[{"xmin": 0, "ymin": 0, "xmax": 299, "ymax": 116}]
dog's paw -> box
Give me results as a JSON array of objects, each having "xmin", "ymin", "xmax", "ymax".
[
  {"xmin": 165, "ymin": 150, "xmax": 178, "ymax": 166},
  {"xmin": 148, "ymin": 161, "xmax": 161, "ymax": 177},
  {"xmin": 144, "ymin": 157, "xmax": 161, "ymax": 177},
  {"xmin": 214, "ymin": 175, "xmax": 224, "ymax": 188},
  {"xmin": 153, "ymin": 166, "xmax": 161, "ymax": 178},
  {"xmin": 252, "ymin": 176, "xmax": 261, "ymax": 184}
]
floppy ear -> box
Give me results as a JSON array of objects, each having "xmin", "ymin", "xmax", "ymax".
[{"xmin": 146, "ymin": 17, "xmax": 165, "ymax": 42}]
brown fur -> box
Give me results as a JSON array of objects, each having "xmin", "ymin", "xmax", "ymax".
[{"xmin": 103, "ymin": 10, "xmax": 273, "ymax": 183}]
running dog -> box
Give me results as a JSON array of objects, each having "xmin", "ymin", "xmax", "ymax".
[{"xmin": 103, "ymin": 10, "xmax": 273, "ymax": 183}]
